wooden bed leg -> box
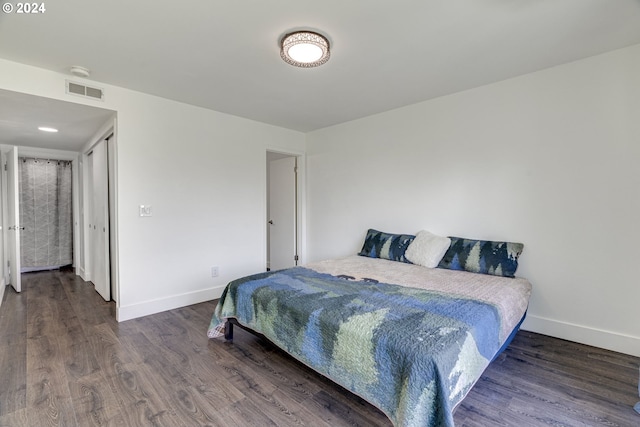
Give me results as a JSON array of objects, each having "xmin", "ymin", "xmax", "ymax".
[{"xmin": 224, "ymin": 320, "xmax": 234, "ymax": 341}]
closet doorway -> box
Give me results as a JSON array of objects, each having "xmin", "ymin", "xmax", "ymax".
[{"xmin": 83, "ymin": 135, "xmax": 112, "ymax": 302}]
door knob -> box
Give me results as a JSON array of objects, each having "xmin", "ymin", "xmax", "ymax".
[{"xmin": 268, "ymin": 220, "xmax": 274, "ymax": 225}]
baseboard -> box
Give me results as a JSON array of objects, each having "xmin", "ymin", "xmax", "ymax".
[
  {"xmin": 116, "ymin": 292, "xmax": 640, "ymax": 356},
  {"xmin": 522, "ymin": 315, "xmax": 640, "ymax": 357},
  {"xmin": 76, "ymin": 266, "xmax": 87, "ymax": 281},
  {"xmin": 0, "ymin": 278, "xmax": 6, "ymax": 309},
  {"xmin": 116, "ymin": 285, "xmax": 226, "ymax": 322}
]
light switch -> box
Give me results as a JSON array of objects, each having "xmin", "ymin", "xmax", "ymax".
[{"xmin": 139, "ymin": 205, "xmax": 152, "ymax": 217}]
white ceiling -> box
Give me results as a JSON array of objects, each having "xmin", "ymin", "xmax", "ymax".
[
  {"xmin": 0, "ymin": 89, "xmax": 115, "ymax": 151},
  {"xmin": 0, "ymin": 0, "xmax": 640, "ymax": 136}
]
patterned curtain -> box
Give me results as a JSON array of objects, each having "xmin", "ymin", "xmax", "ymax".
[{"xmin": 19, "ymin": 158, "xmax": 73, "ymax": 271}]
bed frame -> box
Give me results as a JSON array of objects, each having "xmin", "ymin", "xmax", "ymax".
[{"xmin": 224, "ymin": 319, "xmax": 236, "ymax": 341}]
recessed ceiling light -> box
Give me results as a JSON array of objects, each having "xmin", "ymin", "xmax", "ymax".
[
  {"xmin": 281, "ymin": 31, "xmax": 330, "ymax": 68},
  {"xmin": 38, "ymin": 126, "xmax": 58, "ymax": 133}
]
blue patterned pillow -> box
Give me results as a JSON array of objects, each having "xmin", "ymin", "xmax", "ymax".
[
  {"xmin": 358, "ymin": 229, "xmax": 415, "ymax": 263},
  {"xmin": 437, "ymin": 237, "xmax": 524, "ymax": 277}
]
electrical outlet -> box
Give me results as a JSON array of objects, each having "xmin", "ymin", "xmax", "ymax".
[
  {"xmin": 211, "ymin": 266, "xmax": 219, "ymax": 277},
  {"xmin": 139, "ymin": 205, "xmax": 152, "ymax": 217}
]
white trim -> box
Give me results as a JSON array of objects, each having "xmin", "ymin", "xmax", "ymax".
[
  {"xmin": 107, "ymin": 122, "xmax": 120, "ymax": 305},
  {"xmin": 0, "ymin": 150, "xmax": 7, "ymax": 287},
  {"xmin": 522, "ymin": 315, "xmax": 640, "ymax": 357},
  {"xmin": 13, "ymin": 146, "xmax": 78, "ymax": 161},
  {"xmin": 76, "ymin": 266, "xmax": 87, "ymax": 281},
  {"xmin": 0, "ymin": 278, "xmax": 5, "ymax": 309},
  {"xmin": 116, "ymin": 286, "xmax": 226, "ymax": 322}
]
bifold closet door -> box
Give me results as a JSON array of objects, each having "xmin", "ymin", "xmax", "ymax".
[{"xmin": 90, "ymin": 139, "xmax": 110, "ymax": 301}]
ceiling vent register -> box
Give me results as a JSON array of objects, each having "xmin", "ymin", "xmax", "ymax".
[{"xmin": 65, "ymin": 80, "xmax": 104, "ymax": 101}]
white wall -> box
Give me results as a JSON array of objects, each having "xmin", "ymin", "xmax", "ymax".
[
  {"xmin": 0, "ymin": 58, "xmax": 306, "ymax": 321},
  {"xmin": 2, "ymin": 44, "xmax": 638, "ymax": 355},
  {"xmin": 306, "ymin": 44, "xmax": 640, "ymax": 356}
]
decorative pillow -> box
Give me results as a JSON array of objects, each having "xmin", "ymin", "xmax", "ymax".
[
  {"xmin": 404, "ymin": 230, "xmax": 451, "ymax": 268},
  {"xmin": 437, "ymin": 237, "xmax": 524, "ymax": 278},
  {"xmin": 358, "ymin": 229, "xmax": 415, "ymax": 263}
]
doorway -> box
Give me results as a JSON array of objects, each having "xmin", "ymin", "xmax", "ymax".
[
  {"xmin": 18, "ymin": 157, "xmax": 73, "ymax": 273},
  {"xmin": 0, "ymin": 89, "xmax": 117, "ymax": 314},
  {"xmin": 83, "ymin": 134, "xmax": 113, "ymax": 302},
  {"xmin": 1, "ymin": 136, "xmax": 115, "ymax": 305},
  {"xmin": 266, "ymin": 151, "xmax": 299, "ymax": 271},
  {"xmin": 2, "ymin": 147, "xmax": 79, "ymax": 293}
]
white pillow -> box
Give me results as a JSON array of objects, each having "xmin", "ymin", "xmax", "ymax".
[{"xmin": 405, "ymin": 230, "xmax": 451, "ymax": 268}]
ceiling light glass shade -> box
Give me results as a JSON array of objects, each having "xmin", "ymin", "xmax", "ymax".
[{"xmin": 281, "ymin": 31, "xmax": 330, "ymax": 68}]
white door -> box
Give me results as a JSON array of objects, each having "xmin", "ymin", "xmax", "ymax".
[
  {"xmin": 90, "ymin": 140, "xmax": 110, "ymax": 301},
  {"xmin": 85, "ymin": 149, "xmax": 94, "ymax": 281},
  {"xmin": 6, "ymin": 147, "xmax": 21, "ymax": 292},
  {"xmin": 268, "ymin": 156, "xmax": 297, "ymax": 271}
]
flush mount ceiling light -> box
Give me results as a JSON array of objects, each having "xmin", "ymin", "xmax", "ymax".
[
  {"xmin": 38, "ymin": 126, "xmax": 58, "ymax": 133},
  {"xmin": 280, "ymin": 31, "xmax": 330, "ymax": 68}
]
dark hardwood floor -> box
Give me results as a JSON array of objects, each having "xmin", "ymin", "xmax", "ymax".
[{"xmin": 0, "ymin": 270, "xmax": 638, "ymax": 426}]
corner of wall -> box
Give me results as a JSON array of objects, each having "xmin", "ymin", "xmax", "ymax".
[
  {"xmin": 76, "ymin": 266, "xmax": 87, "ymax": 282},
  {"xmin": 0, "ymin": 278, "xmax": 6, "ymax": 309},
  {"xmin": 116, "ymin": 285, "xmax": 226, "ymax": 322}
]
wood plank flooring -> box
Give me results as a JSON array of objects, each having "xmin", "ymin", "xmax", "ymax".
[{"xmin": 1, "ymin": 269, "xmax": 638, "ymax": 426}]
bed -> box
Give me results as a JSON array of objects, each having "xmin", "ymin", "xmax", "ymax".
[{"xmin": 208, "ymin": 231, "xmax": 532, "ymax": 427}]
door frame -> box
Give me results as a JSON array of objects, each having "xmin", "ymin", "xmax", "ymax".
[
  {"xmin": 265, "ymin": 148, "xmax": 306, "ymax": 270},
  {"xmin": 13, "ymin": 146, "xmax": 81, "ymax": 268},
  {"xmin": 6, "ymin": 147, "xmax": 20, "ymax": 293},
  {"xmin": 1, "ymin": 145, "xmax": 81, "ymax": 287},
  {"xmin": 82, "ymin": 126, "xmax": 119, "ymax": 305}
]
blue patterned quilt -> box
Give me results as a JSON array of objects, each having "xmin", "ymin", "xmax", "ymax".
[{"xmin": 208, "ymin": 267, "xmax": 505, "ymax": 427}]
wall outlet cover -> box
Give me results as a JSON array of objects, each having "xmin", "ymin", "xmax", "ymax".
[{"xmin": 139, "ymin": 205, "xmax": 152, "ymax": 217}]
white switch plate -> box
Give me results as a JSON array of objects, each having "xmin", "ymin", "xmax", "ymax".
[
  {"xmin": 211, "ymin": 266, "xmax": 219, "ymax": 277},
  {"xmin": 139, "ymin": 205, "xmax": 152, "ymax": 217}
]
